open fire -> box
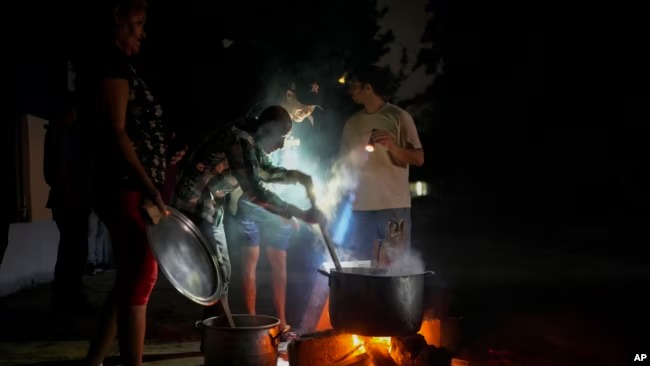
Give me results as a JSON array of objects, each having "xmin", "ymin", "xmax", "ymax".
[
  {"xmin": 351, "ymin": 335, "xmax": 392, "ymax": 355},
  {"xmin": 291, "ymin": 258, "xmax": 448, "ymax": 365},
  {"xmin": 288, "ymin": 328, "xmax": 448, "ymax": 366},
  {"xmin": 287, "ymin": 293, "xmax": 449, "ymax": 366}
]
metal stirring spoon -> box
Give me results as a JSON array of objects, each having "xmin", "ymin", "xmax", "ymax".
[{"xmin": 219, "ymin": 294, "xmax": 236, "ymax": 328}]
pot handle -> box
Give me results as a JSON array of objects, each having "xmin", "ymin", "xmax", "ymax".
[
  {"xmin": 195, "ymin": 320, "xmax": 205, "ymax": 329},
  {"xmin": 317, "ymin": 269, "xmax": 331, "ymax": 278},
  {"xmin": 423, "ymin": 271, "xmax": 435, "ymax": 277}
]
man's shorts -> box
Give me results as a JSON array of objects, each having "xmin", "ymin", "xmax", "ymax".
[
  {"xmin": 347, "ymin": 208, "xmax": 411, "ymax": 259},
  {"xmin": 235, "ymin": 199, "xmax": 295, "ymax": 251}
]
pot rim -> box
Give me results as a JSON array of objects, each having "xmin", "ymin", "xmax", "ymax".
[{"xmin": 200, "ymin": 314, "xmax": 280, "ymax": 331}]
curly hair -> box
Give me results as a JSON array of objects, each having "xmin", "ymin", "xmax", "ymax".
[
  {"xmin": 83, "ymin": 0, "xmax": 148, "ymax": 38},
  {"xmin": 111, "ymin": 0, "xmax": 148, "ymax": 16}
]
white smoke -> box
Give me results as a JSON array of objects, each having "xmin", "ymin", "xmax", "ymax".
[
  {"xmin": 268, "ymin": 146, "xmax": 365, "ymax": 221},
  {"xmin": 385, "ymin": 248, "xmax": 426, "ymax": 276},
  {"xmin": 312, "ymin": 149, "xmax": 363, "ymax": 220}
]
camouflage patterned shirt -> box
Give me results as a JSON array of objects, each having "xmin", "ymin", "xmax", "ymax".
[{"xmin": 171, "ymin": 124, "xmax": 296, "ymax": 223}]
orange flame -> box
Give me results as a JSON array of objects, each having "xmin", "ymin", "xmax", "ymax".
[{"xmin": 351, "ymin": 335, "xmax": 392, "ymax": 354}]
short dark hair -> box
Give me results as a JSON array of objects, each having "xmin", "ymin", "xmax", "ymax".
[
  {"xmin": 256, "ymin": 105, "xmax": 292, "ymax": 128},
  {"xmin": 349, "ymin": 65, "xmax": 395, "ymax": 99}
]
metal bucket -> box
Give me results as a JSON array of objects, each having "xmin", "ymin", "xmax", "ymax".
[{"xmin": 196, "ymin": 314, "xmax": 281, "ymax": 366}]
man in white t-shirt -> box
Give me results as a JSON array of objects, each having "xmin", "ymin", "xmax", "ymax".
[{"xmin": 340, "ymin": 65, "xmax": 424, "ymax": 258}]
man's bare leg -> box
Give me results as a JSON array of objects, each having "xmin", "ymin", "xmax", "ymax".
[
  {"xmin": 266, "ymin": 246, "xmax": 288, "ymax": 329},
  {"xmin": 242, "ymin": 246, "xmax": 260, "ymax": 315}
]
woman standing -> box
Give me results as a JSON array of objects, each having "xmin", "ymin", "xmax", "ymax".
[{"xmin": 73, "ymin": 0, "xmax": 167, "ymax": 365}]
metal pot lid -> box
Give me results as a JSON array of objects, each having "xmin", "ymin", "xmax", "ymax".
[{"xmin": 146, "ymin": 207, "xmax": 223, "ymax": 306}]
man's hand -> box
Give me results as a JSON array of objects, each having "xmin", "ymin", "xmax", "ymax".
[
  {"xmin": 371, "ymin": 130, "xmax": 397, "ymax": 151},
  {"xmin": 288, "ymin": 170, "xmax": 314, "ymax": 190},
  {"xmin": 302, "ymin": 207, "xmax": 327, "ymax": 226},
  {"xmin": 286, "ymin": 204, "xmax": 326, "ymax": 225}
]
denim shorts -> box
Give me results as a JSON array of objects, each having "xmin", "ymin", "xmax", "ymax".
[
  {"xmin": 235, "ymin": 199, "xmax": 295, "ymax": 251},
  {"xmin": 347, "ymin": 208, "xmax": 411, "ymax": 259}
]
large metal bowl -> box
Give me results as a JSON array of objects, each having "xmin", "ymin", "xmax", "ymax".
[{"xmin": 146, "ymin": 206, "xmax": 223, "ymax": 305}]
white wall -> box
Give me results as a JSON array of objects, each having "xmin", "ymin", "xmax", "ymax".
[
  {"xmin": 0, "ymin": 221, "xmax": 59, "ymax": 296},
  {"xmin": 0, "ymin": 114, "xmax": 58, "ymax": 296},
  {"xmin": 26, "ymin": 114, "xmax": 51, "ymax": 222}
]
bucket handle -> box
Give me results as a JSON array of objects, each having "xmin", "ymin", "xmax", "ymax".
[{"xmin": 269, "ymin": 329, "xmax": 282, "ymax": 347}]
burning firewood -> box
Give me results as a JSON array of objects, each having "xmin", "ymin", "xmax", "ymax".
[
  {"xmin": 365, "ymin": 343, "xmax": 398, "ymax": 366},
  {"xmin": 328, "ymin": 352, "xmax": 370, "ymax": 366},
  {"xmin": 391, "ymin": 334, "xmax": 453, "ymax": 366},
  {"xmin": 390, "ymin": 334, "xmax": 429, "ymax": 366}
]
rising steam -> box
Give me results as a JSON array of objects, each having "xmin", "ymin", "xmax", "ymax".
[
  {"xmin": 312, "ymin": 148, "xmax": 364, "ymax": 220},
  {"xmin": 268, "ymin": 145, "xmax": 367, "ymax": 221},
  {"xmin": 385, "ymin": 248, "xmax": 426, "ymax": 276}
]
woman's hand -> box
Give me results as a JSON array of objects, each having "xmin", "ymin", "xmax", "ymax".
[
  {"xmin": 145, "ymin": 182, "xmax": 167, "ymax": 216},
  {"xmin": 170, "ymin": 145, "xmax": 188, "ymax": 165}
]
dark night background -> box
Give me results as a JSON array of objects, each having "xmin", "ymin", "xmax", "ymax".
[
  {"xmin": 1, "ymin": 0, "xmax": 649, "ymax": 363},
  {"xmin": 3, "ymin": 0, "xmax": 649, "ymax": 262}
]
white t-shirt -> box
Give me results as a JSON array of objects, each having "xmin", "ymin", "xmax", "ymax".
[{"xmin": 340, "ymin": 102, "xmax": 422, "ymax": 211}]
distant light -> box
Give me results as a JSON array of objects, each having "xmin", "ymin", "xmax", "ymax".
[
  {"xmin": 222, "ymin": 39, "xmax": 234, "ymax": 48},
  {"xmin": 409, "ymin": 181, "xmax": 430, "ymax": 197},
  {"xmin": 284, "ymin": 137, "xmax": 300, "ymax": 148},
  {"xmin": 338, "ymin": 74, "xmax": 347, "ymax": 85},
  {"xmin": 365, "ymin": 144, "xmax": 375, "ymax": 152}
]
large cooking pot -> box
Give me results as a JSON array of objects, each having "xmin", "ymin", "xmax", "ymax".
[
  {"xmin": 318, "ymin": 267, "xmax": 435, "ymax": 336},
  {"xmin": 196, "ymin": 314, "xmax": 281, "ymax": 366}
]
